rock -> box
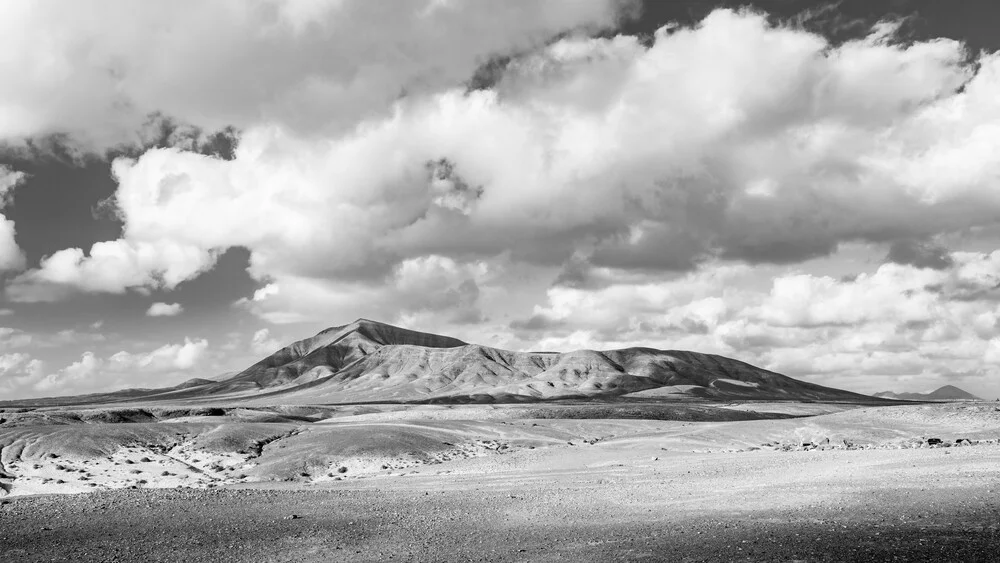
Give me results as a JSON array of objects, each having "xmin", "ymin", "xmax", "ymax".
[
  {"xmin": 927, "ymin": 438, "xmax": 943, "ymax": 446},
  {"xmin": 284, "ymin": 514, "xmax": 301, "ymax": 520}
]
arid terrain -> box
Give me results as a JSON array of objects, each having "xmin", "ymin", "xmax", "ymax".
[{"xmin": 2, "ymin": 322, "xmax": 999, "ymax": 561}]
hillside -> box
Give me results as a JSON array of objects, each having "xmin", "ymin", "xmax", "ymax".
[
  {"xmin": 158, "ymin": 319, "xmax": 870, "ymax": 404},
  {"xmin": 2, "ymin": 319, "xmax": 879, "ymax": 406},
  {"xmin": 873, "ymin": 385, "xmax": 982, "ymax": 402}
]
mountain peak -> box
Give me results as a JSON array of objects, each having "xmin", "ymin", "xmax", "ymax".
[{"xmin": 321, "ymin": 318, "xmax": 467, "ymax": 348}]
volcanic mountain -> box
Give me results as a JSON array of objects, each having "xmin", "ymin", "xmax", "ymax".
[
  {"xmin": 112, "ymin": 318, "xmax": 869, "ymax": 405},
  {"xmin": 873, "ymin": 385, "xmax": 982, "ymax": 402}
]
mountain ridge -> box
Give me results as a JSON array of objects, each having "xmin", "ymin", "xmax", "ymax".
[
  {"xmin": 873, "ymin": 385, "xmax": 982, "ymax": 402},
  {"xmin": 173, "ymin": 319, "xmax": 873, "ymax": 404},
  {"xmin": 2, "ymin": 319, "xmax": 885, "ymax": 406}
]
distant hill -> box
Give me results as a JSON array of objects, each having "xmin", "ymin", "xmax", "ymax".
[
  {"xmin": 136, "ymin": 319, "xmax": 876, "ymax": 404},
  {"xmin": 873, "ymin": 385, "xmax": 982, "ymax": 402},
  {"xmin": 5, "ymin": 319, "xmax": 882, "ymax": 406}
]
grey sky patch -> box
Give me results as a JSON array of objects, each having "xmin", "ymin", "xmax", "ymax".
[
  {"xmin": 885, "ymin": 239, "xmax": 954, "ymax": 270},
  {"xmin": 719, "ymin": 237, "xmax": 839, "ymax": 265},
  {"xmin": 509, "ymin": 314, "xmax": 565, "ymax": 334},
  {"xmin": 589, "ymin": 224, "xmax": 704, "ymax": 272}
]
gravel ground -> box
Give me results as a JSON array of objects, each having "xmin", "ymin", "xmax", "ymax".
[{"xmin": 2, "ymin": 444, "xmax": 999, "ymax": 562}]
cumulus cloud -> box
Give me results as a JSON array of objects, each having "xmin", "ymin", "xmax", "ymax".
[
  {"xmin": 11, "ymin": 9, "xmax": 1000, "ymax": 310},
  {"xmin": 237, "ymin": 255, "xmax": 488, "ymax": 325},
  {"xmin": 250, "ymin": 328, "xmax": 281, "ymax": 356},
  {"xmin": 0, "ymin": 353, "xmax": 45, "ymax": 395},
  {"xmin": 146, "ymin": 302, "xmax": 184, "ymax": 317},
  {"xmin": 0, "ymin": 0, "xmax": 622, "ymax": 150},
  {"xmin": 33, "ymin": 352, "xmax": 100, "ymax": 393},
  {"xmin": 510, "ymin": 249, "xmax": 1000, "ymax": 395},
  {"xmin": 31, "ymin": 338, "xmax": 210, "ymax": 396},
  {"xmin": 108, "ymin": 338, "xmax": 208, "ymax": 372},
  {"xmin": 7, "ymin": 239, "xmax": 216, "ymax": 302},
  {"xmin": 0, "ymin": 165, "xmax": 27, "ymax": 272}
]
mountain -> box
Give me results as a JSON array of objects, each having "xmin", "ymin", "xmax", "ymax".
[
  {"xmin": 873, "ymin": 385, "xmax": 982, "ymax": 402},
  {"xmin": 3, "ymin": 319, "xmax": 879, "ymax": 407},
  {"xmin": 147, "ymin": 318, "xmax": 870, "ymax": 404}
]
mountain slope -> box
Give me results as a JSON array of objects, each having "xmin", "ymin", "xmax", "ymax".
[
  {"xmin": 173, "ymin": 319, "xmax": 870, "ymax": 404},
  {"xmin": 3, "ymin": 319, "xmax": 878, "ymax": 407},
  {"xmin": 873, "ymin": 385, "xmax": 982, "ymax": 401},
  {"xmin": 223, "ymin": 319, "xmax": 467, "ymax": 390}
]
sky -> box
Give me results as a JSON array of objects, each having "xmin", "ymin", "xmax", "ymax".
[{"xmin": 2, "ymin": 0, "xmax": 1000, "ymax": 400}]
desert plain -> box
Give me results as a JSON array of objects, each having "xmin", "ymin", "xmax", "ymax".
[{"xmin": 2, "ymin": 321, "xmax": 999, "ymax": 562}]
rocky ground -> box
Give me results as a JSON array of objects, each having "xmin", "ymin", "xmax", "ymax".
[{"xmin": 1, "ymin": 401, "xmax": 999, "ymax": 561}]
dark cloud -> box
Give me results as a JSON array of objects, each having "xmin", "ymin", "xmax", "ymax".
[
  {"xmin": 885, "ymin": 239, "xmax": 954, "ymax": 270},
  {"xmin": 719, "ymin": 236, "xmax": 838, "ymax": 265},
  {"xmin": 509, "ymin": 314, "xmax": 564, "ymax": 333},
  {"xmin": 551, "ymin": 259, "xmax": 597, "ymax": 289},
  {"xmin": 589, "ymin": 224, "xmax": 704, "ymax": 272}
]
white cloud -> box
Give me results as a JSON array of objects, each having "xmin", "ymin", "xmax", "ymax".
[
  {"xmin": 510, "ymin": 249, "xmax": 1000, "ymax": 397},
  {"xmin": 28, "ymin": 337, "xmax": 210, "ymax": 397},
  {"xmin": 237, "ymin": 255, "xmax": 488, "ymax": 325},
  {"xmin": 7, "ymin": 240, "xmax": 216, "ymax": 302},
  {"xmin": 146, "ymin": 302, "xmax": 184, "ymax": 317},
  {"xmin": 250, "ymin": 328, "xmax": 281, "ymax": 356},
  {"xmin": 33, "ymin": 352, "xmax": 100, "ymax": 393},
  {"xmin": 108, "ymin": 338, "xmax": 208, "ymax": 372},
  {"xmin": 0, "ymin": 353, "xmax": 45, "ymax": 394},
  {"xmin": 0, "ymin": 165, "xmax": 27, "ymax": 272},
  {"xmin": 11, "ymin": 9, "xmax": 1000, "ymax": 310},
  {"xmin": 0, "ymin": 352, "xmax": 31, "ymax": 373},
  {"xmin": 0, "ymin": 0, "xmax": 621, "ymax": 150},
  {"xmin": 0, "ymin": 327, "xmax": 32, "ymax": 349}
]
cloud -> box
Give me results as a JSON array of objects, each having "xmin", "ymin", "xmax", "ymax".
[
  {"xmin": 30, "ymin": 337, "xmax": 210, "ymax": 396},
  {"xmin": 237, "ymin": 254, "xmax": 488, "ymax": 325},
  {"xmin": 884, "ymin": 239, "xmax": 954, "ymax": 270},
  {"xmin": 33, "ymin": 352, "xmax": 100, "ymax": 393},
  {"xmin": 250, "ymin": 328, "xmax": 281, "ymax": 356},
  {"xmin": 0, "ymin": 0, "xmax": 622, "ymax": 151},
  {"xmin": 0, "ymin": 327, "xmax": 33, "ymax": 349},
  {"xmin": 11, "ymin": 9, "xmax": 1000, "ymax": 312},
  {"xmin": 0, "ymin": 353, "xmax": 45, "ymax": 394},
  {"xmin": 7, "ymin": 239, "xmax": 216, "ymax": 302},
  {"xmin": 509, "ymin": 249, "xmax": 1000, "ymax": 396},
  {"xmin": 0, "ymin": 165, "xmax": 27, "ymax": 272},
  {"xmin": 108, "ymin": 338, "xmax": 208, "ymax": 372},
  {"xmin": 146, "ymin": 302, "xmax": 184, "ymax": 317}
]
